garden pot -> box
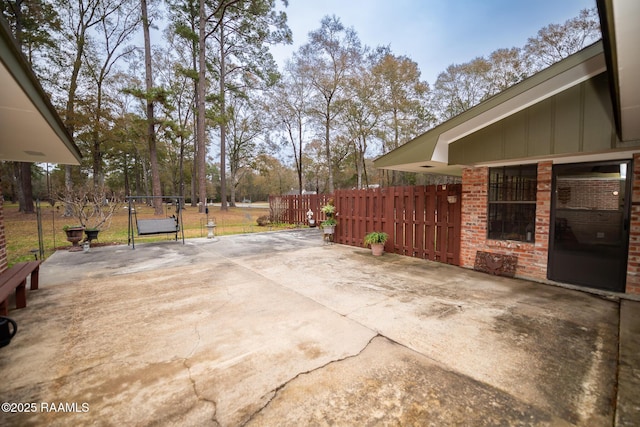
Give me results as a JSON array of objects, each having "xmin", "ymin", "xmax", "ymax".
[
  {"xmin": 370, "ymin": 243, "xmax": 384, "ymax": 256},
  {"xmin": 84, "ymin": 229, "xmax": 100, "ymax": 244},
  {"xmin": 65, "ymin": 227, "xmax": 84, "ymax": 250},
  {"xmin": 323, "ymin": 225, "xmax": 335, "ymax": 234}
]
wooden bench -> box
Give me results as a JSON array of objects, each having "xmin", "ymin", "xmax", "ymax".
[{"xmin": 0, "ymin": 261, "xmax": 41, "ymax": 316}]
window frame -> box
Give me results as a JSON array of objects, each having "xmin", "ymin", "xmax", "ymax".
[{"xmin": 487, "ymin": 165, "xmax": 537, "ymax": 243}]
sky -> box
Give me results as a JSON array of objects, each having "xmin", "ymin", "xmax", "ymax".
[{"xmin": 269, "ymin": 0, "xmax": 597, "ymax": 84}]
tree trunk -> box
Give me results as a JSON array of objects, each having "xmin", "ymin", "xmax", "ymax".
[
  {"xmin": 64, "ymin": 165, "xmax": 73, "ymax": 216},
  {"xmin": 20, "ymin": 162, "xmax": 34, "ymax": 213},
  {"xmin": 190, "ymin": 19, "xmax": 198, "ymax": 208},
  {"xmin": 219, "ymin": 22, "xmax": 228, "ymax": 211},
  {"xmin": 355, "ymin": 151, "xmax": 362, "ymax": 190},
  {"xmin": 229, "ymin": 178, "xmax": 236, "ymax": 207},
  {"xmin": 123, "ymin": 154, "xmax": 130, "ymax": 196},
  {"xmin": 325, "ymin": 106, "xmax": 333, "ymax": 193},
  {"xmin": 134, "ymin": 153, "xmax": 142, "ymax": 196},
  {"xmin": 297, "ymin": 121, "xmax": 303, "ymax": 195},
  {"xmin": 179, "ymin": 134, "xmax": 185, "ymax": 203},
  {"xmin": 62, "ymin": 16, "xmax": 86, "ymax": 218},
  {"xmin": 141, "ymin": 0, "xmax": 162, "ymax": 215},
  {"xmin": 92, "ymin": 78, "xmax": 104, "ymax": 190},
  {"xmin": 13, "ymin": 163, "xmax": 25, "ymax": 212},
  {"xmin": 196, "ymin": 0, "xmax": 207, "ymax": 212}
]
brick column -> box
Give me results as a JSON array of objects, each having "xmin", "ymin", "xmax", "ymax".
[
  {"xmin": 626, "ymin": 154, "xmax": 640, "ymax": 294},
  {"xmin": 460, "ymin": 167, "xmax": 488, "ymax": 269},
  {"xmin": 531, "ymin": 161, "xmax": 552, "ymax": 280}
]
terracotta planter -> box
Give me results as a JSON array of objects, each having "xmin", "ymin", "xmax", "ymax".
[{"xmin": 370, "ymin": 243, "xmax": 384, "ymax": 256}]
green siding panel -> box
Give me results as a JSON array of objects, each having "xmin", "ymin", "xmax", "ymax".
[
  {"xmin": 477, "ymin": 125, "xmax": 504, "ymax": 162},
  {"xmin": 553, "ymin": 84, "xmax": 582, "ymax": 154},
  {"xmin": 449, "ymin": 138, "xmax": 464, "ymax": 164},
  {"xmin": 583, "ymin": 74, "xmax": 615, "ymax": 151},
  {"xmin": 456, "ymin": 125, "xmax": 503, "ymax": 163},
  {"xmin": 448, "ymin": 72, "xmax": 622, "ymax": 166},
  {"xmin": 527, "ymin": 99, "xmax": 553, "ymax": 157},
  {"xmin": 504, "ymin": 109, "xmax": 527, "ymax": 159}
]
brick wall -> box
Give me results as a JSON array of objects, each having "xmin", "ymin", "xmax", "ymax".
[
  {"xmin": 626, "ymin": 153, "xmax": 640, "ymax": 294},
  {"xmin": 460, "ymin": 162, "xmax": 552, "ymax": 282},
  {"xmin": 557, "ymin": 179, "xmax": 621, "ymax": 210}
]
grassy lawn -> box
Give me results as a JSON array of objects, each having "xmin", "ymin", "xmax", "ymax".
[{"xmin": 3, "ymin": 201, "xmax": 294, "ymax": 266}]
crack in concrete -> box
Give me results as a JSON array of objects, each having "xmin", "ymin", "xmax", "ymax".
[
  {"xmin": 239, "ymin": 333, "xmax": 381, "ymax": 426},
  {"xmin": 342, "ymin": 297, "xmax": 392, "ymax": 317},
  {"xmin": 182, "ymin": 325, "xmax": 220, "ymax": 426}
]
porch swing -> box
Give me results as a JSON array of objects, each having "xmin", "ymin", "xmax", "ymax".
[{"xmin": 126, "ymin": 196, "xmax": 185, "ymax": 249}]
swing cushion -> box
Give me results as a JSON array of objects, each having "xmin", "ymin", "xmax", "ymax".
[{"xmin": 137, "ymin": 218, "xmax": 179, "ymax": 235}]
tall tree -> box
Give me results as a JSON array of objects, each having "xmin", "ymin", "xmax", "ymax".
[
  {"xmin": 140, "ymin": 0, "xmax": 163, "ymax": 214},
  {"xmin": 485, "ymin": 47, "xmax": 530, "ymax": 97},
  {"xmin": 300, "ymin": 15, "xmax": 361, "ymax": 193},
  {"xmin": 165, "ymin": 0, "xmax": 200, "ymax": 206},
  {"xmin": 372, "ymin": 50, "xmax": 431, "ymax": 185},
  {"xmin": 524, "ymin": 7, "xmax": 600, "ymax": 70},
  {"xmin": 154, "ymin": 34, "xmax": 197, "ymax": 203},
  {"xmin": 431, "ymin": 57, "xmax": 492, "ymax": 122},
  {"xmin": 226, "ymin": 94, "xmax": 265, "ymax": 205},
  {"xmin": 56, "ymin": 0, "xmax": 107, "ymax": 216},
  {"xmin": 343, "ymin": 51, "xmax": 380, "ymax": 189},
  {"xmin": 211, "ymin": 0, "xmax": 290, "ymax": 210},
  {"xmin": 196, "ymin": 0, "xmax": 243, "ymax": 212},
  {"xmin": 269, "ymin": 57, "xmax": 312, "ymax": 195},
  {"xmin": 84, "ymin": 0, "xmax": 139, "ymax": 191},
  {"xmin": 373, "ymin": 50, "xmax": 431, "ymax": 151}
]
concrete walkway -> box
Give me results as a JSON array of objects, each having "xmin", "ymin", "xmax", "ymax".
[{"xmin": 0, "ymin": 229, "xmax": 638, "ymax": 426}]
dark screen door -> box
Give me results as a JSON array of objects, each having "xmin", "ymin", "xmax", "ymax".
[{"xmin": 548, "ymin": 160, "xmax": 631, "ymax": 292}]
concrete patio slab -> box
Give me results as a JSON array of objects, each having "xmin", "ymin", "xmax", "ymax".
[{"xmin": 0, "ymin": 229, "xmax": 636, "ymax": 426}]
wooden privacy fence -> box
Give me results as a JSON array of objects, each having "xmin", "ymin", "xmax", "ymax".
[
  {"xmin": 270, "ymin": 184, "xmax": 462, "ymax": 266},
  {"xmin": 269, "ymin": 193, "xmax": 332, "ymax": 225}
]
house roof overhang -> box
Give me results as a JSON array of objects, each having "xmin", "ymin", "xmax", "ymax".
[
  {"xmin": 597, "ymin": 0, "xmax": 640, "ymax": 142},
  {"xmin": 374, "ymin": 42, "xmax": 607, "ymax": 174},
  {"xmin": 0, "ymin": 18, "xmax": 81, "ymax": 165}
]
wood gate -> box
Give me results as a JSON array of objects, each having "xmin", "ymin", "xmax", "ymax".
[{"xmin": 270, "ymin": 184, "xmax": 462, "ymax": 266}]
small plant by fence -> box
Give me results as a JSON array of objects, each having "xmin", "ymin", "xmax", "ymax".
[{"xmin": 270, "ymin": 185, "xmax": 462, "ymax": 266}]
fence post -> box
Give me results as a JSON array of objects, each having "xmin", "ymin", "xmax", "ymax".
[{"xmin": 383, "ymin": 187, "xmax": 394, "ymax": 254}]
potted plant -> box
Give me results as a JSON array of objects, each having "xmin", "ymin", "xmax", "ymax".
[
  {"xmin": 364, "ymin": 231, "xmax": 389, "ymax": 256},
  {"xmin": 320, "ymin": 200, "xmax": 337, "ymax": 239},
  {"xmin": 321, "ymin": 217, "xmax": 337, "ymax": 234},
  {"xmin": 63, "ymin": 225, "xmax": 85, "ymax": 250},
  {"xmin": 321, "ymin": 202, "xmax": 336, "ymax": 218},
  {"xmin": 60, "ymin": 185, "xmax": 121, "ymax": 248},
  {"xmin": 84, "ymin": 228, "xmax": 100, "ymax": 244}
]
